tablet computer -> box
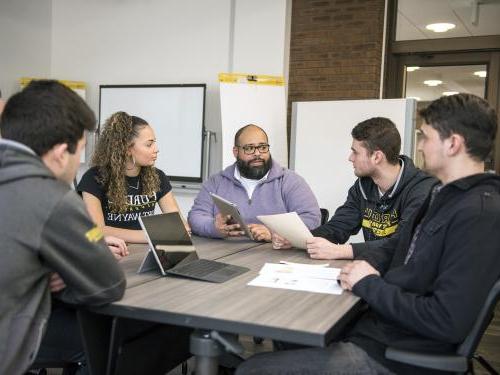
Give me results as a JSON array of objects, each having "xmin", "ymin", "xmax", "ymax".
[{"xmin": 209, "ymin": 192, "xmax": 254, "ymax": 240}]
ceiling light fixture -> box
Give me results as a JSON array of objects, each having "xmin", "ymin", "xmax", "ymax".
[
  {"xmin": 424, "ymin": 80, "xmax": 443, "ymax": 86},
  {"xmin": 426, "ymin": 23, "xmax": 456, "ymax": 33},
  {"xmin": 406, "ymin": 66, "xmax": 420, "ymax": 72},
  {"xmin": 407, "ymin": 96, "xmax": 421, "ymax": 101},
  {"xmin": 442, "ymin": 91, "xmax": 459, "ymax": 96},
  {"xmin": 474, "ymin": 71, "xmax": 487, "ymax": 78}
]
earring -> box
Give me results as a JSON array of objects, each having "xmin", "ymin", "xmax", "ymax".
[{"xmin": 132, "ymin": 155, "xmax": 136, "ymax": 167}]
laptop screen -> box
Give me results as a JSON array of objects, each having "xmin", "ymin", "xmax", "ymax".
[{"xmin": 139, "ymin": 213, "xmax": 196, "ymax": 273}]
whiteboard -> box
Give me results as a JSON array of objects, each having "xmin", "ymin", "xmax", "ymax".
[
  {"xmin": 219, "ymin": 82, "xmax": 288, "ymax": 168},
  {"xmin": 99, "ymin": 85, "xmax": 205, "ymax": 182},
  {"xmin": 290, "ymin": 99, "xmax": 416, "ymax": 242}
]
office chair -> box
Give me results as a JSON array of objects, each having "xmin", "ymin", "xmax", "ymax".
[
  {"xmin": 385, "ymin": 278, "xmax": 500, "ymax": 374},
  {"xmin": 28, "ymin": 360, "xmax": 81, "ymax": 375},
  {"xmin": 320, "ymin": 208, "xmax": 329, "ymax": 225}
]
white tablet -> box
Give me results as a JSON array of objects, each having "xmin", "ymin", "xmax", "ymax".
[{"xmin": 209, "ymin": 192, "xmax": 254, "ymax": 240}]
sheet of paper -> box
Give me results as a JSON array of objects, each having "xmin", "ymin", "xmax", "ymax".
[
  {"xmin": 260, "ymin": 263, "xmax": 340, "ymax": 280},
  {"xmin": 257, "ymin": 212, "xmax": 312, "ymax": 249},
  {"xmin": 248, "ymin": 274, "xmax": 342, "ymax": 295}
]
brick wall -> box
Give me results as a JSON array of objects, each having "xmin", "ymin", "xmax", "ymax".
[{"xmin": 288, "ymin": 0, "xmax": 386, "ymax": 132}]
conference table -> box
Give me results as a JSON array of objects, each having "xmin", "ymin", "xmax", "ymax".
[{"xmin": 79, "ymin": 236, "xmax": 362, "ymax": 375}]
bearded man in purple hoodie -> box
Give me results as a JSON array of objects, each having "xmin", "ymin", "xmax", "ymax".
[{"xmin": 188, "ymin": 124, "xmax": 321, "ymax": 242}]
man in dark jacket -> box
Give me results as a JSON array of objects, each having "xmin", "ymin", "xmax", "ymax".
[
  {"xmin": 237, "ymin": 93, "xmax": 500, "ymax": 375},
  {"xmin": 0, "ymin": 80, "xmax": 126, "ymax": 375},
  {"xmin": 273, "ymin": 117, "xmax": 435, "ymax": 261}
]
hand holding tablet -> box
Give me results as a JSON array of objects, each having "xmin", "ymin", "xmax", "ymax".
[{"xmin": 210, "ymin": 193, "xmax": 254, "ymax": 240}]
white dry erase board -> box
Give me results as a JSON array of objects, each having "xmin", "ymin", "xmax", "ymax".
[
  {"xmin": 290, "ymin": 98, "xmax": 416, "ymax": 242},
  {"xmin": 219, "ymin": 73, "xmax": 288, "ymax": 169},
  {"xmin": 99, "ymin": 84, "xmax": 206, "ymax": 182}
]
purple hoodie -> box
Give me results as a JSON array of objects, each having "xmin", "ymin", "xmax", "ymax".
[{"xmin": 188, "ymin": 161, "xmax": 321, "ymax": 238}]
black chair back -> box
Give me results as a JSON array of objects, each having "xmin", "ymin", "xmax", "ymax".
[
  {"xmin": 320, "ymin": 208, "xmax": 329, "ymax": 225},
  {"xmin": 457, "ymin": 278, "xmax": 500, "ymax": 357}
]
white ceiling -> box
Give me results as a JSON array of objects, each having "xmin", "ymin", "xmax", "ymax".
[
  {"xmin": 405, "ymin": 64, "xmax": 487, "ymax": 101},
  {"xmin": 397, "ymin": 0, "xmax": 500, "ymax": 41}
]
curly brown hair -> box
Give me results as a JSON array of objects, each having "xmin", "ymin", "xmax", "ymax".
[{"xmin": 91, "ymin": 111, "xmax": 160, "ymax": 213}]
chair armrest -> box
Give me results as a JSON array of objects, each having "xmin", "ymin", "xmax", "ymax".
[{"xmin": 385, "ymin": 347, "xmax": 468, "ymax": 372}]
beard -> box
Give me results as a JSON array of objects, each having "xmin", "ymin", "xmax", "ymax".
[{"xmin": 237, "ymin": 156, "xmax": 273, "ymax": 180}]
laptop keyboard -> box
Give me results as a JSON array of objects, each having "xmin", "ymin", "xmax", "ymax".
[{"xmin": 172, "ymin": 259, "xmax": 227, "ymax": 277}]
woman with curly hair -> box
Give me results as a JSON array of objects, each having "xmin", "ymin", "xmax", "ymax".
[{"xmin": 78, "ymin": 111, "xmax": 186, "ymax": 243}]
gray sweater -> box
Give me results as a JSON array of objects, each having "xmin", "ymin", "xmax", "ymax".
[{"xmin": 0, "ymin": 139, "xmax": 126, "ymax": 375}]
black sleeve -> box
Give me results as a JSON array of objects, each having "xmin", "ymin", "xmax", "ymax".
[
  {"xmin": 310, "ymin": 182, "xmax": 362, "ymax": 243},
  {"xmin": 156, "ymin": 168, "xmax": 172, "ymax": 200},
  {"xmin": 40, "ymin": 191, "xmax": 126, "ymax": 306},
  {"xmin": 77, "ymin": 167, "xmax": 106, "ymax": 201}
]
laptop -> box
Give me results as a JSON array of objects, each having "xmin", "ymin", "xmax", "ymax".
[
  {"xmin": 138, "ymin": 212, "xmax": 249, "ymax": 283},
  {"xmin": 209, "ymin": 192, "xmax": 254, "ymax": 240}
]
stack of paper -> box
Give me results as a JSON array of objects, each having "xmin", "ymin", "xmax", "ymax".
[{"xmin": 248, "ymin": 262, "xmax": 342, "ymax": 295}]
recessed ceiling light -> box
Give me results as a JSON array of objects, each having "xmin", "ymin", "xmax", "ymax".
[
  {"xmin": 442, "ymin": 91, "xmax": 459, "ymax": 96},
  {"xmin": 474, "ymin": 71, "xmax": 487, "ymax": 78},
  {"xmin": 406, "ymin": 66, "xmax": 420, "ymax": 72},
  {"xmin": 426, "ymin": 23, "xmax": 456, "ymax": 33},
  {"xmin": 424, "ymin": 80, "xmax": 443, "ymax": 86}
]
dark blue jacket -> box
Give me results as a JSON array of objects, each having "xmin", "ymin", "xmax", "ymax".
[{"xmin": 347, "ymin": 173, "xmax": 500, "ymax": 374}]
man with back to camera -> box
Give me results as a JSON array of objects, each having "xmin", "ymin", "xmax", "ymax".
[
  {"xmin": 188, "ymin": 124, "xmax": 321, "ymax": 242},
  {"xmin": 273, "ymin": 117, "xmax": 436, "ymax": 263},
  {"xmin": 0, "ymin": 80, "xmax": 127, "ymax": 374},
  {"xmin": 237, "ymin": 93, "xmax": 500, "ymax": 374}
]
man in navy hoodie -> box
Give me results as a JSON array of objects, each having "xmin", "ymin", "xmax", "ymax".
[
  {"xmin": 273, "ymin": 117, "xmax": 435, "ymax": 261},
  {"xmin": 237, "ymin": 93, "xmax": 500, "ymax": 375}
]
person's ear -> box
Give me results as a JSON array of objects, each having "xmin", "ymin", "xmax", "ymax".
[
  {"xmin": 52, "ymin": 143, "xmax": 70, "ymax": 166},
  {"xmin": 447, "ymin": 134, "xmax": 464, "ymax": 156},
  {"xmin": 233, "ymin": 146, "xmax": 239, "ymax": 158},
  {"xmin": 372, "ymin": 150, "xmax": 384, "ymax": 164}
]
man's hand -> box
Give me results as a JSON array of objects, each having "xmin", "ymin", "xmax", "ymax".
[
  {"xmin": 215, "ymin": 213, "xmax": 244, "ymax": 237},
  {"xmin": 49, "ymin": 272, "xmax": 66, "ymax": 293},
  {"xmin": 338, "ymin": 260, "xmax": 380, "ymax": 291},
  {"xmin": 248, "ymin": 224, "xmax": 272, "ymax": 242},
  {"xmin": 271, "ymin": 232, "xmax": 292, "ymax": 249},
  {"xmin": 105, "ymin": 235, "xmax": 129, "ymax": 260},
  {"xmin": 306, "ymin": 237, "xmax": 354, "ymax": 260}
]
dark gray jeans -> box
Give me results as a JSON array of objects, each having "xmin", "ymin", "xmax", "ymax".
[{"xmin": 236, "ymin": 342, "xmax": 395, "ymax": 375}]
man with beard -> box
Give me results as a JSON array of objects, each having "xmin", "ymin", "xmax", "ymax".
[
  {"xmin": 188, "ymin": 124, "xmax": 321, "ymax": 241},
  {"xmin": 273, "ymin": 117, "xmax": 435, "ymax": 262},
  {"xmin": 236, "ymin": 93, "xmax": 500, "ymax": 375}
]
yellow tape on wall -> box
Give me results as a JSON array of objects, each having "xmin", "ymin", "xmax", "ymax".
[
  {"xmin": 218, "ymin": 73, "xmax": 284, "ymax": 86},
  {"xmin": 20, "ymin": 77, "xmax": 86, "ymax": 90}
]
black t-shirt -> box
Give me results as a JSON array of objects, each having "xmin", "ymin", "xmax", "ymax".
[{"xmin": 77, "ymin": 166, "xmax": 172, "ymax": 230}]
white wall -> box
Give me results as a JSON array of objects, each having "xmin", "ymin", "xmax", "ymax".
[
  {"xmin": 0, "ymin": 0, "xmax": 52, "ymax": 98},
  {"xmin": 1, "ymin": 0, "xmax": 291, "ymax": 217}
]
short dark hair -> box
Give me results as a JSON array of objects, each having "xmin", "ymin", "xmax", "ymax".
[
  {"xmin": 234, "ymin": 124, "xmax": 268, "ymax": 146},
  {"xmin": 351, "ymin": 117, "xmax": 401, "ymax": 164},
  {"xmin": 0, "ymin": 80, "xmax": 95, "ymax": 156},
  {"xmin": 419, "ymin": 93, "xmax": 497, "ymax": 162}
]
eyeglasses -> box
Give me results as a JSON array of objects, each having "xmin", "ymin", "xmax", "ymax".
[{"xmin": 236, "ymin": 144, "xmax": 270, "ymax": 155}]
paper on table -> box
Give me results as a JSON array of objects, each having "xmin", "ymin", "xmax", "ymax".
[
  {"xmin": 257, "ymin": 212, "xmax": 312, "ymax": 249},
  {"xmin": 260, "ymin": 263, "xmax": 340, "ymax": 280},
  {"xmin": 248, "ymin": 274, "xmax": 342, "ymax": 295}
]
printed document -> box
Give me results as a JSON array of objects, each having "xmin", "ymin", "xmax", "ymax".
[
  {"xmin": 248, "ymin": 262, "xmax": 342, "ymax": 295},
  {"xmin": 257, "ymin": 212, "xmax": 312, "ymax": 249}
]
